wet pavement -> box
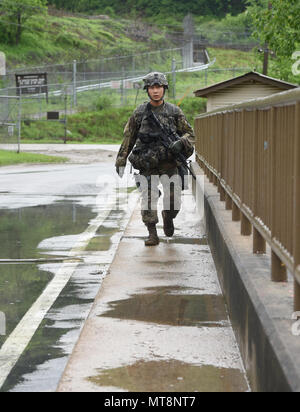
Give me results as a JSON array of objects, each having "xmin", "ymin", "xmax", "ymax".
[
  {"xmin": 58, "ymin": 189, "xmax": 250, "ymax": 392},
  {"xmin": 0, "ymin": 159, "xmax": 250, "ymax": 392},
  {"xmin": 0, "ymin": 161, "xmax": 138, "ymax": 392}
]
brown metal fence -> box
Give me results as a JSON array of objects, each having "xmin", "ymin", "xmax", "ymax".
[{"xmin": 195, "ymin": 88, "xmax": 300, "ymax": 310}]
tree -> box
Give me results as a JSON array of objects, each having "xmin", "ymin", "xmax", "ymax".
[
  {"xmin": 46, "ymin": 0, "xmax": 248, "ymax": 18},
  {"xmin": 0, "ymin": 0, "xmax": 47, "ymax": 45},
  {"xmin": 248, "ymin": 0, "xmax": 300, "ymax": 81}
]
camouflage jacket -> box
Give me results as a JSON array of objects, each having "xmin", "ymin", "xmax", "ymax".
[{"xmin": 115, "ymin": 101, "xmax": 195, "ymax": 170}]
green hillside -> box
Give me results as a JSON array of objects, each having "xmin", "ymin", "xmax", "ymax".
[
  {"xmin": 0, "ymin": 12, "xmax": 172, "ymax": 68},
  {"xmin": 47, "ymin": 0, "xmax": 248, "ymax": 20}
]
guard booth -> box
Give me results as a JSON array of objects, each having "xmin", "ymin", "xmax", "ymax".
[{"xmin": 194, "ymin": 71, "xmax": 298, "ymax": 112}]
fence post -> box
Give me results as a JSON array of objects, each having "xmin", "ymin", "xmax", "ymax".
[
  {"xmin": 271, "ymin": 251, "xmax": 287, "ymax": 282},
  {"xmin": 225, "ymin": 193, "xmax": 232, "ymax": 210},
  {"xmin": 232, "ymin": 202, "xmax": 240, "ymax": 222},
  {"xmin": 241, "ymin": 214, "xmax": 252, "ymax": 236},
  {"xmin": 73, "ymin": 60, "xmax": 77, "ymax": 107},
  {"xmin": 252, "ymin": 109, "xmax": 266, "ymax": 253},
  {"xmin": 17, "ymin": 93, "xmax": 21, "ymax": 154},
  {"xmin": 253, "ymin": 227, "xmax": 266, "ymax": 254},
  {"xmin": 172, "ymin": 58, "xmax": 176, "ymax": 100},
  {"xmin": 121, "ymin": 66, "xmax": 125, "ymax": 106},
  {"xmin": 270, "ymin": 106, "xmax": 287, "ymax": 282},
  {"xmin": 294, "ymin": 102, "xmax": 300, "ymax": 310}
]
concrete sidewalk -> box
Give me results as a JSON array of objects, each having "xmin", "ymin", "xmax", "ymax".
[{"xmin": 57, "ymin": 189, "xmax": 249, "ymax": 392}]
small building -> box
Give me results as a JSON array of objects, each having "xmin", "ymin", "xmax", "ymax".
[{"xmin": 194, "ymin": 71, "xmax": 298, "ymax": 112}]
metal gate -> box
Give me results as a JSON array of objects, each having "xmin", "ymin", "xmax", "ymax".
[{"xmin": 0, "ymin": 95, "xmax": 21, "ymax": 152}]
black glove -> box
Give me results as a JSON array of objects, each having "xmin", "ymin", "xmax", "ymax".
[{"xmin": 169, "ymin": 140, "xmax": 184, "ymax": 155}]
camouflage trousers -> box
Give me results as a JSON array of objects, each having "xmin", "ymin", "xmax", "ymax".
[{"xmin": 138, "ymin": 167, "xmax": 182, "ymax": 226}]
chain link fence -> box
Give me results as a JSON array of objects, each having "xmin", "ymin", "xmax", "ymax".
[
  {"xmin": 0, "ymin": 67, "xmax": 251, "ymax": 150},
  {"xmin": 0, "ymin": 96, "xmax": 21, "ymax": 152},
  {"xmin": 1, "ymin": 48, "xmax": 186, "ymax": 89},
  {"xmin": 0, "ymin": 46, "xmax": 251, "ymax": 150}
]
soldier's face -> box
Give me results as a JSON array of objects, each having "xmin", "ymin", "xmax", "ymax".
[{"xmin": 148, "ymin": 85, "xmax": 165, "ymax": 103}]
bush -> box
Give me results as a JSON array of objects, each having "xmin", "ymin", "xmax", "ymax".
[
  {"xmin": 96, "ymin": 95, "xmax": 114, "ymax": 111},
  {"xmin": 178, "ymin": 97, "xmax": 207, "ymax": 123},
  {"xmin": 103, "ymin": 6, "xmax": 115, "ymax": 18}
]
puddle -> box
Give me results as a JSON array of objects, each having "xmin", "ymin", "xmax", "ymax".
[
  {"xmin": 86, "ymin": 210, "xmax": 125, "ymax": 252},
  {"xmin": 0, "ymin": 203, "xmax": 96, "ymax": 260},
  {"xmin": 1, "ymin": 264, "xmax": 105, "ymax": 392},
  {"xmin": 86, "ymin": 229, "xmax": 118, "ymax": 252},
  {"xmin": 0, "ymin": 206, "xmax": 126, "ymax": 391},
  {"xmin": 0, "ymin": 202, "xmax": 97, "ymax": 349},
  {"xmin": 161, "ymin": 237, "xmax": 208, "ymax": 245},
  {"xmin": 0, "ymin": 264, "xmax": 53, "ymax": 349},
  {"xmin": 124, "ymin": 236, "xmax": 208, "ymax": 246},
  {"xmin": 100, "ymin": 288, "xmax": 228, "ymax": 327},
  {"xmin": 87, "ymin": 360, "xmax": 249, "ymax": 392},
  {"xmin": 1, "ymin": 317, "xmax": 70, "ymax": 392}
]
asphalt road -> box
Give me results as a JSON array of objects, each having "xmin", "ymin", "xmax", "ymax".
[
  {"xmin": 0, "ymin": 152, "xmax": 249, "ymax": 393},
  {"xmin": 0, "ymin": 160, "xmax": 138, "ymax": 392}
]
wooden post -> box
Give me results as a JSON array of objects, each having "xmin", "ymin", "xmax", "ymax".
[
  {"xmin": 232, "ymin": 202, "xmax": 240, "ymax": 222},
  {"xmin": 241, "ymin": 213, "xmax": 252, "ymax": 236},
  {"xmin": 213, "ymin": 174, "xmax": 218, "ymax": 187},
  {"xmin": 295, "ymin": 276, "xmax": 300, "ymax": 313},
  {"xmin": 253, "ymin": 227, "xmax": 266, "ymax": 254},
  {"xmin": 220, "ymin": 186, "xmax": 226, "ymax": 202},
  {"xmin": 271, "ymin": 250, "xmax": 287, "ymax": 282},
  {"xmin": 225, "ymin": 193, "xmax": 232, "ymax": 210}
]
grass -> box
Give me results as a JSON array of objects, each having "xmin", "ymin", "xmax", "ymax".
[
  {"xmin": 21, "ymin": 104, "xmax": 135, "ymax": 144},
  {"xmin": 0, "ymin": 13, "xmax": 172, "ymax": 68},
  {"xmin": 0, "ymin": 150, "xmax": 68, "ymax": 166},
  {"xmin": 21, "ymin": 95, "xmax": 207, "ymax": 144}
]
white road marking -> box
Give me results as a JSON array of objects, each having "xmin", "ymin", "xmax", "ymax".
[{"xmin": 0, "ymin": 191, "xmax": 138, "ymax": 390}]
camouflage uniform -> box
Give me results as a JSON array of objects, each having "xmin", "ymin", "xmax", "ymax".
[{"xmin": 116, "ymin": 101, "xmax": 195, "ymax": 226}]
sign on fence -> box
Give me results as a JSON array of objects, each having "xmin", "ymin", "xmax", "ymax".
[{"xmin": 15, "ymin": 73, "xmax": 48, "ymax": 96}]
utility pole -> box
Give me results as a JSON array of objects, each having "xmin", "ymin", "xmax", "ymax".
[
  {"xmin": 73, "ymin": 60, "xmax": 77, "ymax": 107},
  {"xmin": 17, "ymin": 94, "xmax": 21, "ymax": 154}
]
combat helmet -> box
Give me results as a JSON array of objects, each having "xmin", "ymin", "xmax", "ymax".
[{"xmin": 143, "ymin": 72, "xmax": 169, "ymax": 90}]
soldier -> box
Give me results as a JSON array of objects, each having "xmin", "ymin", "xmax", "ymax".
[{"xmin": 115, "ymin": 72, "xmax": 195, "ymax": 246}]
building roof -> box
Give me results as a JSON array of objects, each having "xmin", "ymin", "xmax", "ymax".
[{"xmin": 194, "ymin": 71, "xmax": 298, "ymax": 98}]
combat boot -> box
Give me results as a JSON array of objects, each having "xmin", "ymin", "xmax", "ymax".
[
  {"xmin": 145, "ymin": 224, "xmax": 160, "ymax": 246},
  {"xmin": 162, "ymin": 210, "xmax": 175, "ymax": 237}
]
